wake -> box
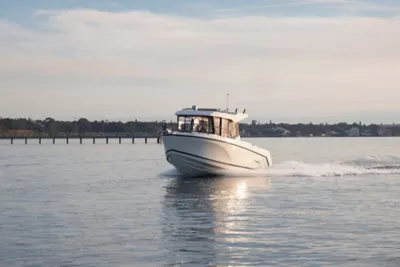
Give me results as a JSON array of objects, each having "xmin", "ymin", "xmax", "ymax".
[
  {"xmin": 160, "ymin": 155, "xmax": 400, "ymax": 178},
  {"xmin": 264, "ymin": 155, "xmax": 400, "ymax": 177}
]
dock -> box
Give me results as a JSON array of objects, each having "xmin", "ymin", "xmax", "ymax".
[{"xmin": 0, "ymin": 136, "xmax": 162, "ymax": 145}]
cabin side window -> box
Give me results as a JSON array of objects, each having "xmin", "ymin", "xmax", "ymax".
[
  {"xmin": 213, "ymin": 117, "xmax": 221, "ymax": 135},
  {"xmin": 221, "ymin": 118, "xmax": 230, "ymax": 138},
  {"xmin": 229, "ymin": 120, "xmax": 240, "ymax": 138},
  {"xmin": 178, "ymin": 116, "xmax": 193, "ymax": 132},
  {"xmin": 216, "ymin": 118, "xmax": 239, "ymax": 138}
]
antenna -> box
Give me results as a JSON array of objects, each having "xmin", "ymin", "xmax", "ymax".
[{"xmin": 226, "ymin": 93, "xmax": 229, "ymax": 111}]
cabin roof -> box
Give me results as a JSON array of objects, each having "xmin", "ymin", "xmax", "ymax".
[{"xmin": 176, "ymin": 107, "xmax": 248, "ymax": 122}]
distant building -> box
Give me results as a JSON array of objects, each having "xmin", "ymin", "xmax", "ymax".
[
  {"xmin": 326, "ymin": 130, "xmax": 338, "ymax": 137},
  {"xmin": 271, "ymin": 127, "xmax": 290, "ymax": 136},
  {"xmin": 240, "ymin": 128, "xmax": 250, "ymax": 137},
  {"xmin": 347, "ymin": 127, "xmax": 360, "ymax": 137},
  {"xmin": 378, "ymin": 127, "xmax": 392, "ymax": 136},
  {"xmin": 361, "ymin": 129, "xmax": 373, "ymax": 136}
]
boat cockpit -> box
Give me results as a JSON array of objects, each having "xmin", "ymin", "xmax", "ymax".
[{"xmin": 177, "ymin": 115, "xmax": 240, "ymax": 139}]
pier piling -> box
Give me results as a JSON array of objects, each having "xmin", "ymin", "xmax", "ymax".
[{"xmin": 2, "ymin": 136, "xmax": 161, "ymax": 145}]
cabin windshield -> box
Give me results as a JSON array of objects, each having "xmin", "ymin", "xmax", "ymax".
[
  {"xmin": 177, "ymin": 115, "xmax": 240, "ymax": 138},
  {"xmin": 178, "ymin": 116, "xmax": 212, "ymax": 133}
]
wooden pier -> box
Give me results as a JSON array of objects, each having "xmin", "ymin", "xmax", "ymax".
[{"xmin": 0, "ymin": 136, "xmax": 162, "ymax": 145}]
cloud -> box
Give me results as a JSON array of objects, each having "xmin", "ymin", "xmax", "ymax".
[
  {"xmin": 203, "ymin": 1, "xmax": 308, "ymax": 14},
  {"xmin": 203, "ymin": 0, "xmax": 400, "ymax": 17},
  {"xmin": 303, "ymin": 0, "xmax": 355, "ymax": 3},
  {"xmin": 1, "ymin": 9, "xmax": 400, "ymax": 121},
  {"xmin": 301, "ymin": 0, "xmax": 400, "ymax": 16}
]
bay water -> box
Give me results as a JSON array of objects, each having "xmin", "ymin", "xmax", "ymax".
[{"xmin": 0, "ymin": 137, "xmax": 399, "ymax": 266}]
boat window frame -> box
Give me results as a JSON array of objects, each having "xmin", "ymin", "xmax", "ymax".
[
  {"xmin": 176, "ymin": 115, "xmax": 240, "ymax": 139},
  {"xmin": 213, "ymin": 117, "xmax": 221, "ymax": 136},
  {"xmin": 177, "ymin": 115, "xmax": 215, "ymax": 134},
  {"xmin": 219, "ymin": 117, "xmax": 240, "ymax": 139}
]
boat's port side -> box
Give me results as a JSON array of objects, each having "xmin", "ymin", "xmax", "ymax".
[{"xmin": 162, "ymin": 133, "xmax": 270, "ymax": 172}]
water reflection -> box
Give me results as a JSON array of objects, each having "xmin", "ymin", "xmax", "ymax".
[{"xmin": 162, "ymin": 176, "xmax": 271, "ymax": 266}]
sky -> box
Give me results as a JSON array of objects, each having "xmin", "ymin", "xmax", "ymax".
[{"xmin": 1, "ymin": 0, "xmax": 400, "ymax": 124}]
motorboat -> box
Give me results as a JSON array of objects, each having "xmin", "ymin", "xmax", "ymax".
[{"xmin": 160, "ymin": 105, "xmax": 272, "ymax": 177}]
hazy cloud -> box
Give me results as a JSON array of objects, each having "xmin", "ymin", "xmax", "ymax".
[
  {"xmin": 303, "ymin": 0, "xmax": 400, "ymax": 11},
  {"xmin": 207, "ymin": 0, "xmax": 400, "ymax": 16},
  {"xmin": 1, "ymin": 9, "xmax": 400, "ymax": 122}
]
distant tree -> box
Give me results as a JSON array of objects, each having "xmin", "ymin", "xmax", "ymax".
[
  {"xmin": 92, "ymin": 121, "xmax": 104, "ymax": 132},
  {"xmin": 44, "ymin": 117, "xmax": 55, "ymax": 125},
  {"xmin": 0, "ymin": 118, "xmax": 12, "ymax": 129},
  {"xmin": 1, "ymin": 117, "xmax": 395, "ymax": 137},
  {"xmin": 77, "ymin": 118, "xmax": 91, "ymax": 133},
  {"xmin": 72, "ymin": 123, "xmax": 80, "ymax": 134},
  {"xmin": 48, "ymin": 121, "xmax": 58, "ymax": 137}
]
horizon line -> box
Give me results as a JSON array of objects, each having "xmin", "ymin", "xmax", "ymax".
[{"xmin": 1, "ymin": 116, "xmax": 399, "ymax": 126}]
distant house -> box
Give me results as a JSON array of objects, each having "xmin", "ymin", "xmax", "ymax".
[
  {"xmin": 347, "ymin": 127, "xmax": 360, "ymax": 137},
  {"xmin": 326, "ymin": 130, "xmax": 338, "ymax": 137},
  {"xmin": 240, "ymin": 128, "xmax": 250, "ymax": 137},
  {"xmin": 361, "ymin": 129, "xmax": 373, "ymax": 136},
  {"xmin": 378, "ymin": 127, "xmax": 392, "ymax": 136},
  {"xmin": 271, "ymin": 127, "xmax": 290, "ymax": 136},
  {"xmin": 4, "ymin": 129, "xmax": 37, "ymax": 137}
]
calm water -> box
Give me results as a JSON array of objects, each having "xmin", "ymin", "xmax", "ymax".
[{"xmin": 0, "ymin": 137, "xmax": 399, "ymax": 266}]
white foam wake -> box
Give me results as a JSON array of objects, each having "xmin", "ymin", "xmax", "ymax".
[
  {"xmin": 342, "ymin": 155, "xmax": 400, "ymax": 170},
  {"xmin": 159, "ymin": 155, "xmax": 400, "ymax": 178},
  {"xmin": 268, "ymin": 161, "xmax": 383, "ymax": 177},
  {"xmin": 266, "ymin": 155, "xmax": 400, "ymax": 177}
]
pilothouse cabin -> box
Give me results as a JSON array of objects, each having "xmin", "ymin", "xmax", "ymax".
[{"xmin": 175, "ymin": 105, "xmax": 248, "ymax": 139}]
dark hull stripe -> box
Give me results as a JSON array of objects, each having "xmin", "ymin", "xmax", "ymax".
[
  {"xmin": 166, "ymin": 149, "xmax": 255, "ymax": 170},
  {"xmin": 163, "ymin": 134, "xmax": 271, "ymax": 166}
]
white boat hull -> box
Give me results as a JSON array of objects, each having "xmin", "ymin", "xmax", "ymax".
[{"xmin": 162, "ymin": 133, "xmax": 272, "ymax": 177}]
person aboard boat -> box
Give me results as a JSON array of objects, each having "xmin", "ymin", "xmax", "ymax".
[{"xmin": 196, "ymin": 120, "xmax": 208, "ymax": 133}]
